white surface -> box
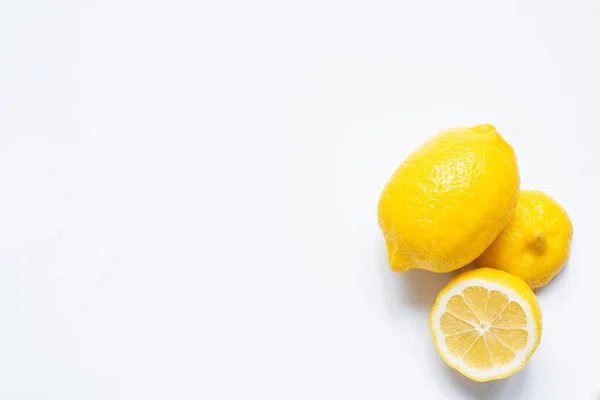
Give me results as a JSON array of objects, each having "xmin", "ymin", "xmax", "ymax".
[{"xmin": 0, "ymin": 0, "xmax": 597, "ymax": 399}]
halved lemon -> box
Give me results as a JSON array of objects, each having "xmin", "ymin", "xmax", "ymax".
[{"xmin": 430, "ymin": 268, "xmax": 542, "ymax": 382}]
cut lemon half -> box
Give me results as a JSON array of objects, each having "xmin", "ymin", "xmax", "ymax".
[{"xmin": 430, "ymin": 268, "xmax": 542, "ymax": 382}]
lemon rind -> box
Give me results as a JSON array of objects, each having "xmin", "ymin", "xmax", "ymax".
[{"xmin": 430, "ymin": 277, "xmax": 540, "ymax": 382}]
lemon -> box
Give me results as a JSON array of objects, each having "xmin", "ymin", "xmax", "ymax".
[
  {"xmin": 378, "ymin": 124, "xmax": 519, "ymax": 273},
  {"xmin": 430, "ymin": 268, "xmax": 542, "ymax": 382},
  {"xmin": 476, "ymin": 190, "xmax": 572, "ymax": 289}
]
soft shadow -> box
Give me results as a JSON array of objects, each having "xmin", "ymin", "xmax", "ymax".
[
  {"xmin": 439, "ymin": 354, "xmax": 529, "ymax": 400},
  {"xmin": 376, "ymin": 237, "xmax": 531, "ymax": 398},
  {"xmin": 376, "ymin": 238, "xmax": 474, "ymax": 313},
  {"xmin": 376, "ymin": 241, "xmax": 406, "ymax": 318},
  {"xmin": 400, "ymin": 268, "xmax": 457, "ymax": 310},
  {"xmin": 534, "ymin": 260, "xmax": 570, "ymax": 297}
]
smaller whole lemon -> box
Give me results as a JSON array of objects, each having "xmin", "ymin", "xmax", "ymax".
[{"xmin": 476, "ymin": 190, "xmax": 572, "ymax": 289}]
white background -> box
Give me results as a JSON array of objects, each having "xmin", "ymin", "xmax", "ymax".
[{"xmin": 0, "ymin": 0, "xmax": 597, "ymax": 399}]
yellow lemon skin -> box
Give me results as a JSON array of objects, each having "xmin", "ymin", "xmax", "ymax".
[
  {"xmin": 430, "ymin": 267, "xmax": 542, "ymax": 382},
  {"xmin": 476, "ymin": 190, "xmax": 573, "ymax": 289},
  {"xmin": 378, "ymin": 124, "xmax": 520, "ymax": 273}
]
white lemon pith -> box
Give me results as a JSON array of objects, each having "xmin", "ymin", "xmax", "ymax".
[{"xmin": 430, "ymin": 268, "xmax": 541, "ymax": 382}]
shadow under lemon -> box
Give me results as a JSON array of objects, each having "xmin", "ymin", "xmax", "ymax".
[
  {"xmin": 376, "ymin": 239, "xmax": 476, "ymax": 311},
  {"xmin": 434, "ymin": 346, "xmax": 530, "ymax": 400},
  {"xmin": 534, "ymin": 259, "xmax": 570, "ymax": 297},
  {"xmin": 377, "ymin": 237, "xmax": 533, "ymax": 393},
  {"xmin": 400, "ymin": 268, "xmax": 462, "ymax": 309}
]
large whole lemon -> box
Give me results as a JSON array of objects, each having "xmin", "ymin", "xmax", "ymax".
[
  {"xmin": 476, "ymin": 190, "xmax": 572, "ymax": 289},
  {"xmin": 378, "ymin": 124, "xmax": 519, "ymax": 273}
]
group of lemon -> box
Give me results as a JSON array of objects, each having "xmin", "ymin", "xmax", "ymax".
[{"xmin": 377, "ymin": 124, "xmax": 572, "ymax": 382}]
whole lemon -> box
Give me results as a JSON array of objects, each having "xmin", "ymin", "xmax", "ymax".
[
  {"xmin": 378, "ymin": 124, "xmax": 519, "ymax": 273},
  {"xmin": 476, "ymin": 190, "xmax": 572, "ymax": 289}
]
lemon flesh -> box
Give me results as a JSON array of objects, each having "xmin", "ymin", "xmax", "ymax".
[
  {"xmin": 477, "ymin": 190, "xmax": 573, "ymax": 289},
  {"xmin": 430, "ymin": 268, "xmax": 542, "ymax": 382},
  {"xmin": 378, "ymin": 124, "xmax": 519, "ymax": 273}
]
